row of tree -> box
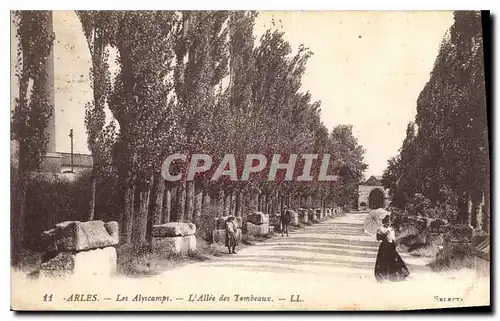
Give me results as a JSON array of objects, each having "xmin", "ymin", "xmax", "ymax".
[
  {"xmin": 382, "ymin": 11, "xmax": 490, "ymax": 231},
  {"xmin": 12, "ymin": 11, "xmax": 367, "ymax": 252}
]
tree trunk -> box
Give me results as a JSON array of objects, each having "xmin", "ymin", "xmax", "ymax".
[
  {"xmin": 194, "ymin": 182, "xmax": 203, "ymax": 226},
  {"xmin": 12, "ymin": 170, "xmax": 27, "ymax": 266},
  {"xmin": 185, "ymin": 180, "xmax": 195, "ymax": 222},
  {"xmin": 484, "ymin": 185, "xmax": 490, "ymax": 233},
  {"xmin": 228, "ymin": 191, "xmax": 233, "ymax": 216},
  {"xmin": 232, "ymin": 190, "xmax": 237, "ymax": 216},
  {"xmin": 223, "ymin": 191, "xmax": 230, "ymax": 216},
  {"xmin": 170, "ymin": 186, "xmax": 178, "ymax": 222},
  {"xmin": 249, "ymin": 191, "xmax": 258, "ymax": 212},
  {"xmin": 177, "ymin": 182, "xmax": 186, "ymax": 222},
  {"xmin": 146, "ymin": 175, "xmax": 161, "ymax": 251},
  {"xmin": 135, "ymin": 179, "xmax": 152, "ymax": 245},
  {"xmin": 218, "ymin": 189, "xmax": 224, "ymax": 216},
  {"xmin": 471, "ymin": 191, "xmax": 480, "ymax": 229},
  {"xmin": 131, "ymin": 188, "xmax": 141, "ymax": 244},
  {"xmin": 162, "ymin": 185, "xmax": 171, "ymax": 224},
  {"xmin": 243, "ymin": 191, "xmax": 250, "ymax": 215},
  {"xmin": 306, "ymin": 195, "xmax": 312, "ymax": 208},
  {"xmin": 235, "ymin": 190, "xmax": 242, "ymax": 217},
  {"xmin": 202, "ymin": 190, "xmax": 210, "ymax": 209},
  {"xmin": 467, "ymin": 192, "xmax": 473, "ymax": 227},
  {"xmin": 88, "ymin": 170, "xmax": 97, "ymax": 221},
  {"xmin": 278, "ymin": 190, "xmax": 282, "ymax": 214},
  {"xmin": 456, "ymin": 191, "xmax": 468, "ymax": 225},
  {"xmin": 121, "ymin": 182, "xmax": 135, "ymax": 245}
]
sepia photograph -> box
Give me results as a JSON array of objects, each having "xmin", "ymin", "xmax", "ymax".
[{"xmin": 9, "ymin": 9, "xmax": 490, "ymax": 311}]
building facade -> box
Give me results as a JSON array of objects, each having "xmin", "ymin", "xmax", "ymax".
[
  {"xmin": 358, "ymin": 175, "xmax": 389, "ymax": 210},
  {"xmin": 11, "ymin": 11, "xmax": 93, "ymax": 176}
]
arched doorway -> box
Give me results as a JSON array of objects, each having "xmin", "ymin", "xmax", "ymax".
[{"xmin": 368, "ymin": 188, "xmax": 384, "ymax": 209}]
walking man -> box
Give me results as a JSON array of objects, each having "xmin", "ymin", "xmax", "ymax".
[{"xmin": 281, "ymin": 205, "xmax": 291, "ymax": 237}]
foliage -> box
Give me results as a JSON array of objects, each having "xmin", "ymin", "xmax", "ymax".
[
  {"xmin": 24, "ymin": 172, "xmax": 91, "ymax": 249},
  {"xmin": 110, "ymin": 11, "xmax": 183, "ymax": 184},
  {"xmin": 14, "ymin": 11, "xmax": 373, "ymax": 251},
  {"xmin": 383, "ymin": 11, "xmax": 489, "ymax": 224},
  {"xmin": 76, "ymin": 11, "xmax": 117, "ymax": 171},
  {"xmin": 11, "ymin": 11, "xmax": 55, "ymax": 172},
  {"xmin": 11, "ymin": 11, "xmax": 56, "ymax": 263},
  {"xmin": 198, "ymin": 203, "xmax": 224, "ymax": 242}
]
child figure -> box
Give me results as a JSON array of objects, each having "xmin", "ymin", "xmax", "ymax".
[{"xmin": 225, "ymin": 217, "xmax": 238, "ymax": 254}]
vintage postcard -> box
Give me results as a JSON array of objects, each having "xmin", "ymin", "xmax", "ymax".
[{"xmin": 10, "ymin": 10, "xmax": 490, "ymax": 311}]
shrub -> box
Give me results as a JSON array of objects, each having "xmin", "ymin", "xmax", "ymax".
[
  {"xmin": 22, "ymin": 170, "xmax": 122, "ymax": 250},
  {"xmin": 406, "ymin": 193, "xmax": 432, "ymax": 217},
  {"xmin": 446, "ymin": 224, "xmax": 473, "ymax": 242},
  {"xmin": 197, "ymin": 203, "xmax": 223, "ymax": 243},
  {"xmin": 429, "ymin": 218, "xmax": 448, "ymax": 233},
  {"xmin": 430, "ymin": 244, "xmax": 474, "ymax": 272},
  {"xmin": 403, "ymin": 186, "xmax": 459, "ymax": 220},
  {"xmin": 389, "ymin": 208, "xmax": 407, "ymax": 232},
  {"xmin": 24, "ymin": 172, "xmax": 92, "ymax": 249}
]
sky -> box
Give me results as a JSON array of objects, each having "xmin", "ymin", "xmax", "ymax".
[
  {"xmin": 254, "ymin": 11, "xmax": 454, "ymax": 178},
  {"xmin": 11, "ymin": 11, "xmax": 455, "ymax": 178}
]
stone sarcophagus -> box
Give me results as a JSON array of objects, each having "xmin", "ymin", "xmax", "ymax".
[
  {"xmin": 308, "ymin": 208, "xmax": 318, "ymax": 223},
  {"xmin": 247, "ymin": 211, "xmax": 270, "ymax": 225},
  {"xmin": 246, "ymin": 212, "xmax": 270, "ymax": 237},
  {"xmin": 297, "ymin": 208, "xmax": 308, "ymax": 224},
  {"xmin": 288, "ymin": 210, "xmax": 299, "ymax": 226},
  {"xmin": 152, "ymin": 222, "xmax": 197, "ymax": 254},
  {"xmin": 39, "ymin": 220, "xmax": 119, "ymax": 278}
]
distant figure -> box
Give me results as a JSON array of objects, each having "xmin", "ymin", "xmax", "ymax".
[
  {"xmin": 225, "ymin": 217, "xmax": 238, "ymax": 254},
  {"xmin": 374, "ymin": 215, "xmax": 410, "ymax": 282},
  {"xmin": 281, "ymin": 205, "xmax": 291, "ymax": 237}
]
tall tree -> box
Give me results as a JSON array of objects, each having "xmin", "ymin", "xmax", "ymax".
[
  {"xmin": 385, "ymin": 11, "xmax": 488, "ymax": 227},
  {"xmin": 109, "ymin": 11, "xmax": 181, "ymax": 244},
  {"xmin": 11, "ymin": 11, "xmax": 55, "ymax": 264},
  {"xmin": 173, "ymin": 11, "xmax": 230, "ymax": 220},
  {"xmin": 76, "ymin": 11, "xmax": 117, "ymax": 221}
]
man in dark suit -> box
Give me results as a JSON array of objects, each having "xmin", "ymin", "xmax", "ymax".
[{"xmin": 281, "ymin": 205, "xmax": 291, "ymax": 237}]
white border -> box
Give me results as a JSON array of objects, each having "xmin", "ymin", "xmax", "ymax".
[{"xmin": 2, "ymin": 1, "xmax": 498, "ymax": 320}]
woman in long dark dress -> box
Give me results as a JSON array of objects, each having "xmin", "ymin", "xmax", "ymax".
[{"xmin": 374, "ymin": 215, "xmax": 410, "ymax": 282}]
